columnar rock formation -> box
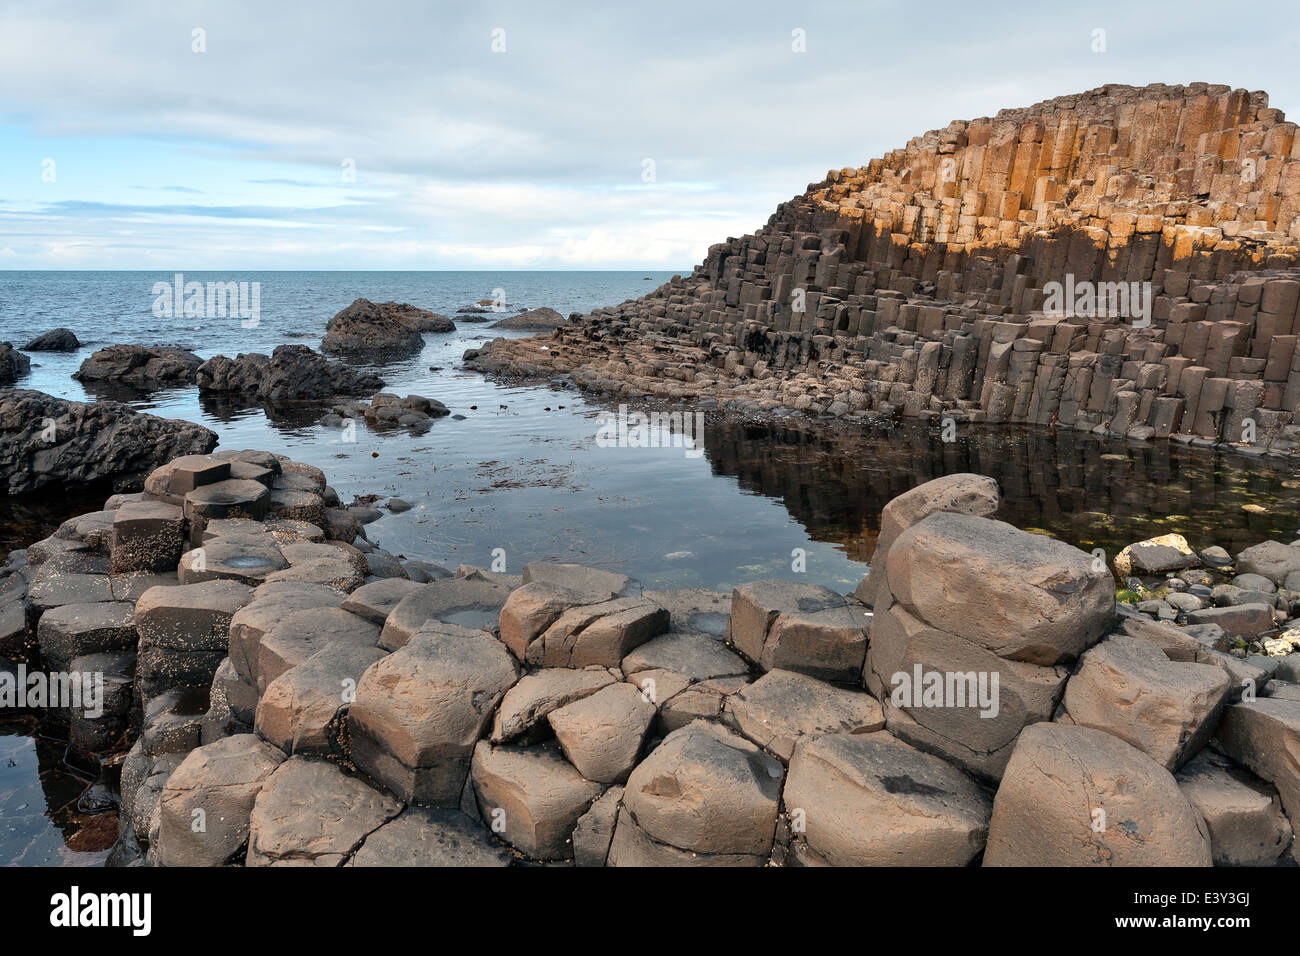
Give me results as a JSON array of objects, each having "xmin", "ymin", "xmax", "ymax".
[
  {"xmin": 472, "ymin": 84, "xmax": 1300, "ymax": 458},
  {"xmin": 6, "ymin": 451, "xmax": 1296, "ymax": 867}
]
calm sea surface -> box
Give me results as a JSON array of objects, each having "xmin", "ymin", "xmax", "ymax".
[{"xmin": 1, "ymin": 270, "xmax": 1298, "ymax": 864}]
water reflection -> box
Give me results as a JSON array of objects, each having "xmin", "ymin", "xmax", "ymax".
[{"xmin": 702, "ymin": 418, "xmax": 1300, "ymax": 563}]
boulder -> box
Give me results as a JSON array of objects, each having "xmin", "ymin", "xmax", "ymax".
[
  {"xmin": 526, "ymin": 597, "xmax": 670, "ymax": 668},
  {"xmin": 321, "ymin": 298, "xmax": 425, "ymax": 355},
  {"xmin": 724, "ymin": 669, "xmax": 884, "ymax": 761},
  {"xmin": 469, "ymin": 740, "xmax": 604, "ymax": 860},
  {"xmin": 1216, "ymin": 697, "xmax": 1300, "ymax": 820},
  {"xmin": 0, "ymin": 390, "xmax": 216, "ymax": 496},
  {"xmin": 783, "ymin": 730, "xmax": 991, "ymax": 866},
  {"xmin": 36, "ymin": 601, "xmax": 136, "ymax": 669},
  {"xmin": 256, "ymin": 641, "xmax": 387, "ymax": 755},
  {"xmin": 134, "ymin": 580, "xmax": 252, "ymax": 652},
  {"xmin": 246, "ymin": 757, "xmax": 400, "ymax": 866},
  {"xmin": 547, "ymin": 682, "xmax": 656, "ymax": 783},
  {"xmin": 348, "ymin": 625, "xmax": 519, "ymax": 804},
  {"xmin": 23, "ymin": 328, "xmax": 79, "ymax": 351},
  {"xmin": 861, "ymin": 473, "xmax": 1000, "ymax": 608},
  {"xmin": 1185, "ymin": 603, "xmax": 1276, "ymax": 639},
  {"xmin": 490, "ymin": 667, "xmax": 616, "ymax": 744},
  {"xmin": 620, "ymin": 721, "xmax": 782, "ymax": 859},
  {"xmin": 256, "ymin": 607, "xmax": 380, "ymax": 692},
  {"xmin": 1113, "ymin": 533, "xmax": 1200, "ymax": 576},
  {"xmin": 74, "ymin": 344, "xmax": 202, "ymax": 389},
  {"xmin": 886, "ymin": 511, "xmax": 1113, "ymax": 664},
  {"xmin": 227, "ymin": 582, "xmax": 343, "ymax": 686},
  {"xmin": 1235, "ymin": 540, "xmax": 1300, "ymax": 587},
  {"xmin": 1062, "ymin": 634, "xmax": 1231, "ymax": 770},
  {"xmin": 1175, "ymin": 748, "xmax": 1294, "ymax": 866},
  {"xmin": 489, "ymin": 307, "xmax": 567, "ymax": 331},
  {"xmin": 0, "ymin": 342, "xmax": 29, "ymax": 384},
  {"xmin": 728, "ymin": 580, "xmax": 869, "ymax": 682},
  {"xmin": 983, "ymin": 724, "xmax": 1213, "ymax": 866},
  {"xmin": 340, "ymin": 578, "xmax": 428, "ymax": 625},
  {"xmin": 155, "ymin": 733, "xmax": 286, "ymax": 867},
  {"xmin": 197, "ymin": 345, "xmax": 383, "ymax": 402}
]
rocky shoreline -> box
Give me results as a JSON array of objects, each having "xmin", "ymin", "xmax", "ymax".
[
  {"xmin": 468, "ymin": 84, "xmax": 1300, "ymax": 463},
  {"xmin": 2, "ymin": 450, "xmax": 1298, "ymax": 867}
]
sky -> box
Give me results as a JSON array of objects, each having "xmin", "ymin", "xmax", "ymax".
[{"xmin": 1, "ymin": 0, "xmax": 1298, "ymax": 270}]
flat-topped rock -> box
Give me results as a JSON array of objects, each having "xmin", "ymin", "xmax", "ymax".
[
  {"xmin": 379, "ymin": 575, "xmax": 517, "ymax": 650},
  {"xmin": 134, "ymin": 580, "xmax": 253, "ymax": 652},
  {"xmin": 526, "ymin": 597, "xmax": 670, "ymax": 668},
  {"xmin": 724, "ymin": 669, "xmax": 884, "ymax": 761},
  {"xmin": 257, "ymin": 607, "xmax": 380, "ymax": 692},
  {"xmin": 351, "ymin": 808, "xmax": 510, "ymax": 867},
  {"xmin": 784, "ymin": 730, "xmax": 991, "ymax": 866},
  {"xmin": 491, "ymin": 667, "xmax": 617, "ymax": 744},
  {"xmin": 178, "ymin": 535, "xmax": 288, "ymax": 586},
  {"xmin": 36, "ymin": 601, "xmax": 136, "ymax": 668},
  {"xmin": 548, "ymin": 682, "xmax": 656, "ymax": 784},
  {"xmin": 256, "ymin": 641, "xmax": 387, "ymax": 755},
  {"xmin": 349, "ymin": 625, "xmax": 519, "ymax": 805},
  {"xmin": 729, "ymin": 580, "xmax": 868, "ymax": 681},
  {"xmin": 246, "ymin": 757, "xmax": 400, "ymax": 867}
]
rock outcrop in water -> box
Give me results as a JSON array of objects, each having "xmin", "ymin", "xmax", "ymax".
[
  {"xmin": 0, "ymin": 343, "xmax": 31, "ymax": 385},
  {"xmin": 321, "ymin": 299, "xmax": 447, "ymax": 355},
  {"xmin": 23, "ymin": 328, "xmax": 80, "ymax": 351},
  {"xmin": 9, "ymin": 451, "xmax": 1292, "ymax": 867},
  {"xmin": 473, "ymin": 84, "xmax": 1300, "ymax": 459},
  {"xmin": 196, "ymin": 345, "xmax": 384, "ymax": 402},
  {"xmin": 0, "ymin": 390, "xmax": 217, "ymax": 495},
  {"xmin": 73, "ymin": 344, "xmax": 203, "ymax": 390}
]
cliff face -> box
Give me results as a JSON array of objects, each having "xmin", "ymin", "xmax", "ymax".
[{"xmin": 475, "ymin": 83, "xmax": 1300, "ymax": 457}]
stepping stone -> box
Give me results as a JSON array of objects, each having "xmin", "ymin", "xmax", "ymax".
[
  {"xmin": 621, "ymin": 721, "xmax": 782, "ymax": 859},
  {"xmin": 1175, "ymin": 748, "xmax": 1293, "ymax": 866},
  {"xmin": 349, "ymin": 625, "xmax": 519, "ymax": 804},
  {"xmin": 379, "ymin": 575, "xmax": 517, "ymax": 650},
  {"xmin": 178, "ymin": 534, "xmax": 288, "ymax": 586},
  {"xmin": 1235, "ymin": 540, "xmax": 1300, "ymax": 587},
  {"xmin": 110, "ymin": 501, "xmax": 186, "ymax": 573},
  {"xmin": 341, "ymin": 578, "xmax": 428, "ymax": 625},
  {"xmin": 983, "ymin": 724, "xmax": 1212, "ymax": 866},
  {"xmin": 526, "ymin": 597, "xmax": 669, "ymax": 667},
  {"xmin": 228, "ymin": 583, "xmax": 343, "ymax": 685},
  {"xmin": 246, "ymin": 757, "xmax": 400, "ymax": 867},
  {"xmin": 256, "ymin": 642, "xmax": 387, "ymax": 755},
  {"xmin": 134, "ymin": 580, "xmax": 253, "ymax": 652},
  {"xmin": 491, "ymin": 667, "xmax": 616, "ymax": 743},
  {"xmin": 784, "ymin": 730, "xmax": 990, "ymax": 866},
  {"xmin": 182, "ymin": 478, "xmax": 272, "ymax": 523},
  {"xmin": 351, "ymin": 808, "xmax": 511, "ymax": 867},
  {"xmin": 469, "ymin": 740, "xmax": 604, "ymax": 860},
  {"xmin": 1063, "ymin": 634, "xmax": 1231, "ymax": 770},
  {"xmin": 548, "ymin": 682, "xmax": 656, "ymax": 783},
  {"xmin": 156, "ymin": 733, "xmax": 285, "ymax": 867},
  {"xmin": 263, "ymin": 556, "xmax": 363, "ymax": 592},
  {"xmin": 621, "ymin": 630, "xmax": 749, "ymax": 682},
  {"xmin": 257, "ymin": 607, "xmax": 380, "ymax": 692},
  {"xmin": 36, "ymin": 601, "xmax": 136, "ymax": 668},
  {"xmin": 725, "ymin": 669, "xmax": 884, "ymax": 760},
  {"xmin": 729, "ymin": 580, "xmax": 869, "ymax": 682}
]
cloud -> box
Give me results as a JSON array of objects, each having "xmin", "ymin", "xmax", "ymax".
[{"xmin": 1, "ymin": 0, "xmax": 1297, "ymax": 268}]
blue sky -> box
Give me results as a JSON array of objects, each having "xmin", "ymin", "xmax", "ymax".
[{"xmin": 2, "ymin": 0, "xmax": 1299, "ymax": 270}]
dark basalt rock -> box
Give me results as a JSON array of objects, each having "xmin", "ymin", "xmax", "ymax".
[
  {"xmin": 320, "ymin": 298, "xmax": 433, "ymax": 355},
  {"xmin": 197, "ymin": 344, "xmax": 383, "ymax": 402},
  {"xmin": 0, "ymin": 343, "xmax": 31, "ymax": 385},
  {"xmin": 23, "ymin": 328, "xmax": 80, "ymax": 351},
  {"xmin": 73, "ymin": 344, "xmax": 202, "ymax": 390},
  {"xmin": 0, "ymin": 389, "xmax": 217, "ymax": 495}
]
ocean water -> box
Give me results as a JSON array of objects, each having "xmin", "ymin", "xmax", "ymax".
[{"xmin": 2, "ymin": 270, "xmax": 1300, "ymax": 865}]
